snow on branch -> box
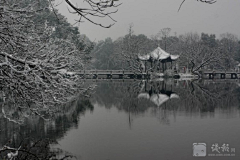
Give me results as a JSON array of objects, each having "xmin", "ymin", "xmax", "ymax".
[{"xmin": 0, "ymin": 0, "xmax": 93, "ymax": 123}]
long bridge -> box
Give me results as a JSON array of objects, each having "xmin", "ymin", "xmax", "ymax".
[
  {"xmin": 77, "ymin": 70, "xmax": 151, "ymax": 79},
  {"xmin": 71, "ymin": 70, "xmax": 240, "ymax": 80}
]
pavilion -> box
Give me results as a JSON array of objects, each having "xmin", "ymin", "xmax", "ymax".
[{"xmin": 138, "ymin": 47, "xmax": 179, "ymax": 72}]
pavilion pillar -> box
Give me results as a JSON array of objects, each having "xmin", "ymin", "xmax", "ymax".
[
  {"xmin": 151, "ymin": 61, "xmax": 153, "ymax": 71},
  {"xmin": 145, "ymin": 61, "xmax": 147, "ymax": 72},
  {"xmin": 158, "ymin": 61, "xmax": 161, "ymax": 71}
]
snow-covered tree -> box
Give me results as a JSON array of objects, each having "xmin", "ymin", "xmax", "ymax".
[
  {"xmin": 178, "ymin": 33, "xmax": 226, "ymax": 76},
  {"xmin": 0, "ymin": 0, "xmax": 96, "ymax": 123}
]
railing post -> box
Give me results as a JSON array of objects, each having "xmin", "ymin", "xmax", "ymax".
[
  {"xmin": 209, "ymin": 73, "xmax": 214, "ymax": 79},
  {"xmin": 231, "ymin": 73, "xmax": 237, "ymax": 79},
  {"xmin": 220, "ymin": 73, "xmax": 225, "ymax": 79},
  {"xmin": 95, "ymin": 69, "xmax": 98, "ymax": 79}
]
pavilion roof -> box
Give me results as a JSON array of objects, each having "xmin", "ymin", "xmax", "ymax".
[{"xmin": 138, "ymin": 47, "xmax": 179, "ymax": 62}]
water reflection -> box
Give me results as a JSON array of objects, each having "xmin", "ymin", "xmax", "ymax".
[
  {"xmin": 57, "ymin": 79, "xmax": 240, "ymax": 160},
  {"xmin": 91, "ymin": 79, "xmax": 240, "ymax": 115},
  {"xmin": 0, "ymin": 97, "xmax": 93, "ymax": 159},
  {"xmin": 1, "ymin": 79, "xmax": 240, "ymax": 159}
]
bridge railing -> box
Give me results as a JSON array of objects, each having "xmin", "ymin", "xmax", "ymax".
[{"xmin": 77, "ymin": 70, "xmax": 144, "ymax": 75}]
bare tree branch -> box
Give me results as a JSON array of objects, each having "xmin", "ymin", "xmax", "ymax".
[
  {"xmin": 64, "ymin": 0, "xmax": 122, "ymax": 28},
  {"xmin": 178, "ymin": 0, "xmax": 217, "ymax": 12}
]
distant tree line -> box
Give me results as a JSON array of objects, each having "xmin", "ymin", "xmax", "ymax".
[{"xmin": 91, "ymin": 27, "xmax": 240, "ymax": 75}]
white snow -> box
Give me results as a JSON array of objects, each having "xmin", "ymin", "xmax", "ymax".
[{"xmin": 138, "ymin": 47, "xmax": 179, "ymax": 61}]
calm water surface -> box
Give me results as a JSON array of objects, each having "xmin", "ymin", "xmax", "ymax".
[
  {"xmin": 1, "ymin": 80, "xmax": 240, "ymax": 160},
  {"xmin": 57, "ymin": 80, "xmax": 240, "ymax": 160}
]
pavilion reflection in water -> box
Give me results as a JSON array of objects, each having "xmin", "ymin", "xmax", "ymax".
[
  {"xmin": 137, "ymin": 80, "xmax": 180, "ymax": 107},
  {"xmin": 1, "ymin": 79, "xmax": 240, "ymax": 159}
]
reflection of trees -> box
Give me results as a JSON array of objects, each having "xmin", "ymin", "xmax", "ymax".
[
  {"xmin": 0, "ymin": 138, "xmax": 76, "ymax": 160},
  {"xmin": 91, "ymin": 80, "xmax": 240, "ymax": 124},
  {"xmin": 91, "ymin": 80, "xmax": 181, "ymax": 127},
  {"xmin": 0, "ymin": 98, "xmax": 93, "ymax": 159},
  {"xmin": 170, "ymin": 80, "xmax": 240, "ymax": 113},
  {"xmin": 91, "ymin": 80, "xmax": 157, "ymax": 113}
]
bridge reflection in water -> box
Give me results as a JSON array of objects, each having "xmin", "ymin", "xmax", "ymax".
[
  {"xmin": 202, "ymin": 71, "xmax": 240, "ymax": 79},
  {"xmin": 58, "ymin": 79, "xmax": 240, "ymax": 160},
  {"xmin": 1, "ymin": 78, "xmax": 240, "ymax": 159},
  {"xmin": 77, "ymin": 70, "xmax": 240, "ymax": 80}
]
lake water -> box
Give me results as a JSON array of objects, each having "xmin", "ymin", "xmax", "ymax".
[{"xmin": 1, "ymin": 79, "xmax": 240, "ymax": 160}]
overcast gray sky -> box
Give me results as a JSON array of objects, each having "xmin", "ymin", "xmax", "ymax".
[{"xmin": 56, "ymin": 0, "xmax": 240, "ymax": 41}]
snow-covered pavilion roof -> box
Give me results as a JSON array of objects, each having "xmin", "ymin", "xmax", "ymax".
[{"xmin": 138, "ymin": 47, "xmax": 179, "ymax": 62}]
